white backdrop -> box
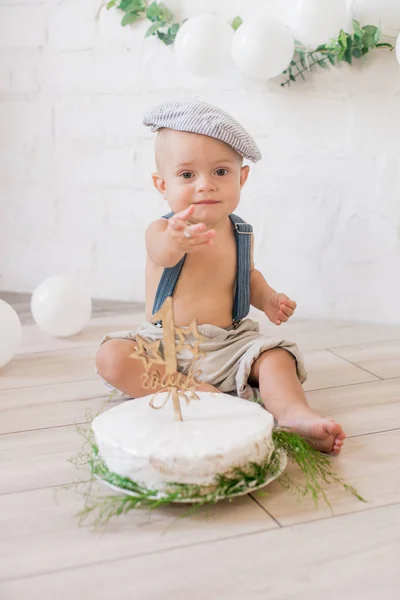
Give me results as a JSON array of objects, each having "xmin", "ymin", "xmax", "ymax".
[{"xmin": 1, "ymin": 0, "xmax": 400, "ymax": 323}]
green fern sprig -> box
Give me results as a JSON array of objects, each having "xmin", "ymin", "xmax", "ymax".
[{"xmin": 272, "ymin": 428, "xmax": 366, "ymax": 506}]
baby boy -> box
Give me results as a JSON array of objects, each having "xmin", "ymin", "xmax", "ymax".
[{"xmin": 96, "ymin": 99, "xmax": 345, "ymax": 454}]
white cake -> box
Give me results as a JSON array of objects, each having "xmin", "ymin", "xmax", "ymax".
[{"xmin": 92, "ymin": 392, "xmax": 275, "ymax": 493}]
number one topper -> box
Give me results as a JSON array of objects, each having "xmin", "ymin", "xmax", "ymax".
[{"xmin": 129, "ymin": 297, "xmax": 205, "ymax": 422}]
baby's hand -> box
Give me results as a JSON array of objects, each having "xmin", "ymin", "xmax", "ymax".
[
  {"xmin": 167, "ymin": 205, "xmax": 216, "ymax": 253},
  {"xmin": 264, "ymin": 292, "xmax": 297, "ymax": 326}
]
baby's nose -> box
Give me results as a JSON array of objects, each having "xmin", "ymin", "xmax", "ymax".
[{"xmin": 196, "ymin": 175, "xmax": 216, "ymax": 192}]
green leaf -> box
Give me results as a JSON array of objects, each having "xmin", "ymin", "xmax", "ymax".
[
  {"xmin": 362, "ymin": 25, "xmax": 379, "ymax": 49},
  {"xmin": 121, "ymin": 11, "xmax": 140, "ymax": 26},
  {"xmin": 299, "ymin": 55, "xmax": 307, "ymax": 69},
  {"xmin": 168, "ymin": 22, "xmax": 180, "ymax": 37},
  {"xmin": 338, "ymin": 46, "xmax": 347, "ymax": 61},
  {"xmin": 146, "ymin": 1, "xmax": 159, "ymax": 21},
  {"xmin": 289, "ymin": 74, "xmax": 295, "ymax": 82},
  {"xmin": 157, "ymin": 2, "xmax": 174, "ymax": 23},
  {"xmin": 317, "ymin": 59, "xmax": 328, "ymax": 68},
  {"xmin": 106, "ymin": 0, "xmax": 116, "ymax": 9},
  {"xmin": 338, "ymin": 29, "xmax": 348, "ymax": 48},
  {"xmin": 119, "ymin": 0, "xmax": 144, "ymax": 11},
  {"xmin": 343, "ymin": 48, "xmax": 353, "ymax": 64},
  {"xmin": 327, "ymin": 53, "xmax": 336, "ymax": 65},
  {"xmin": 157, "ymin": 23, "xmax": 179, "ymax": 45},
  {"xmin": 362, "ymin": 25, "xmax": 379, "ymax": 35},
  {"xmin": 145, "ymin": 21, "xmax": 162, "ymax": 37},
  {"xmin": 352, "ymin": 48, "xmax": 362, "ymax": 58},
  {"xmin": 376, "ymin": 42, "xmax": 394, "ymax": 49},
  {"xmin": 374, "ymin": 27, "xmax": 381, "ymax": 44},
  {"xmin": 232, "ymin": 16, "xmax": 243, "ymax": 31},
  {"xmin": 362, "ymin": 34, "xmax": 376, "ymax": 49},
  {"xmin": 146, "ymin": 1, "xmax": 173, "ymax": 23},
  {"xmin": 325, "ymin": 39, "xmax": 339, "ymax": 52},
  {"xmin": 352, "ymin": 19, "xmax": 363, "ymax": 36},
  {"xmin": 353, "ymin": 32, "xmax": 363, "ymax": 49}
]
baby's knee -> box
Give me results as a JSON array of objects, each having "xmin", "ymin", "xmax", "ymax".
[{"xmin": 95, "ymin": 340, "xmax": 131, "ymax": 384}]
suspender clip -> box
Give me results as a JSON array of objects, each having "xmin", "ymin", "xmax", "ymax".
[{"xmin": 234, "ymin": 223, "xmax": 253, "ymax": 234}]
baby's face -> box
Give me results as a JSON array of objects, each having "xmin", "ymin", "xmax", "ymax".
[{"xmin": 152, "ymin": 130, "xmax": 249, "ymax": 225}]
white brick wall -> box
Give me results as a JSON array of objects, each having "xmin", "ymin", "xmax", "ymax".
[
  {"xmin": 1, "ymin": 0, "xmax": 400, "ymax": 323},
  {"xmin": 0, "ymin": 5, "xmax": 47, "ymax": 48}
]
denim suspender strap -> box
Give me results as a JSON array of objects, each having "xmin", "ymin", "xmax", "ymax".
[{"xmin": 229, "ymin": 214, "xmax": 253, "ymax": 323}]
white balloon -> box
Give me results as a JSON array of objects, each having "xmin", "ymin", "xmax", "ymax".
[
  {"xmin": 396, "ymin": 33, "xmax": 400, "ymax": 67},
  {"xmin": 0, "ymin": 300, "xmax": 22, "ymax": 368},
  {"xmin": 292, "ymin": 0, "xmax": 351, "ymax": 47},
  {"xmin": 174, "ymin": 14, "xmax": 234, "ymax": 77},
  {"xmin": 31, "ymin": 276, "xmax": 92, "ymax": 338},
  {"xmin": 232, "ymin": 17, "xmax": 295, "ymax": 80}
]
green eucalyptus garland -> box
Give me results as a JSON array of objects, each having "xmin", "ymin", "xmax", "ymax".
[
  {"xmin": 103, "ymin": 1, "xmax": 394, "ymax": 85},
  {"xmin": 106, "ymin": 0, "xmax": 180, "ymax": 44},
  {"xmin": 282, "ymin": 21, "xmax": 394, "ymax": 86}
]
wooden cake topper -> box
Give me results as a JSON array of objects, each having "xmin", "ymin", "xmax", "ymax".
[{"xmin": 130, "ymin": 297, "xmax": 205, "ymax": 422}]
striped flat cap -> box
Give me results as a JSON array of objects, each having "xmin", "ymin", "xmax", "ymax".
[{"xmin": 143, "ymin": 99, "xmax": 262, "ymax": 163}]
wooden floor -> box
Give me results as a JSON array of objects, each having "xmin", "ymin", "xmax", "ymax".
[{"xmin": 1, "ymin": 294, "xmax": 400, "ymax": 599}]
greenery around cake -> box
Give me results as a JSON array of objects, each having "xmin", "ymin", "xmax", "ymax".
[{"xmin": 69, "ymin": 414, "xmax": 365, "ymax": 527}]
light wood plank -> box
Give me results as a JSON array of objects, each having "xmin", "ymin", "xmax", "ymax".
[
  {"xmin": 254, "ymin": 309, "xmax": 400, "ymax": 351},
  {"xmin": 332, "ymin": 340, "xmax": 400, "ymax": 379},
  {"xmin": 0, "ymin": 379, "xmax": 122, "ymax": 434},
  {"xmin": 0, "ymin": 346, "xmax": 381, "ymax": 395},
  {"xmin": 2, "ymin": 503, "xmax": 400, "ymax": 599},
  {"xmin": 307, "ymin": 378, "xmax": 400, "ymax": 437},
  {"xmin": 302, "ymin": 349, "xmax": 379, "ymax": 391},
  {"xmin": 0, "ymin": 425, "xmax": 85, "ymax": 493},
  {"xmin": 255, "ymin": 430, "xmax": 400, "ymax": 526},
  {"xmin": 17, "ymin": 313, "xmax": 145, "ymax": 355},
  {"xmin": 0, "ymin": 486, "xmax": 276, "ymax": 582},
  {"xmin": 0, "ymin": 291, "xmax": 143, "ymax": 325},
  {"xmin": 0, "ymin": 347, "xmax": 98, "ymax": 391}
]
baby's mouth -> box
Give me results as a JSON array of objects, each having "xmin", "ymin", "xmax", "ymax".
[{"xmin": 194, "ymin": 200, "xmax": 221, "ymax": 205}]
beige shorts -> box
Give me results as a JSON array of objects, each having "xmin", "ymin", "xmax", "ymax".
[{"xmin": 99, "ymin": 318, "xmax": 307, "ymax": 401}]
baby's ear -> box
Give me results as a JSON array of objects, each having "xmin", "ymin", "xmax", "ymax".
[
  {"xmin": 240, "ymin": 165, "xmax": 250, "ymax": 188},
  {"xmin": 151, "ymin": 172, "xmax": 167, "ymax": 196}
]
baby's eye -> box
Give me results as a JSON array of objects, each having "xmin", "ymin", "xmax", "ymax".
[
  {"xmin": 180, "ymin": 172, "xmax": 194, "ymax": 179},
  {"xmin": 215, "ymin": 168, "xmax": 229, "ymax": 176}
]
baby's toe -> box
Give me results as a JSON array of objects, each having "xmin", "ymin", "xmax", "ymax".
[
  {"xmin": 332, "ymin": 438, "xmax": 344, "ymax": 455},
  {"xmin": 324, "ymin": 420, "xmax": 342, "ymax": 437}
]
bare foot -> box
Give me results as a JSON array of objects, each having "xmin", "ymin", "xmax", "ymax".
[{"xmin": 279, "ymin": 409, "xmax": 346, "ymax": 455}]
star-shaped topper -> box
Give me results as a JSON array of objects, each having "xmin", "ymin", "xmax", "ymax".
[
  {"xmin": 129, "ymin": 297, "xmax": 205, "ymax": 422},
  {"xmin": 131, "ymin": 336, "xmax": 165, "ymax": 373}
]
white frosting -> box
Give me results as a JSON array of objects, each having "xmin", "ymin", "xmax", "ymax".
[{"xmin": 92, "ymin": 392, "xmax": 274, "ymax": 491}]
